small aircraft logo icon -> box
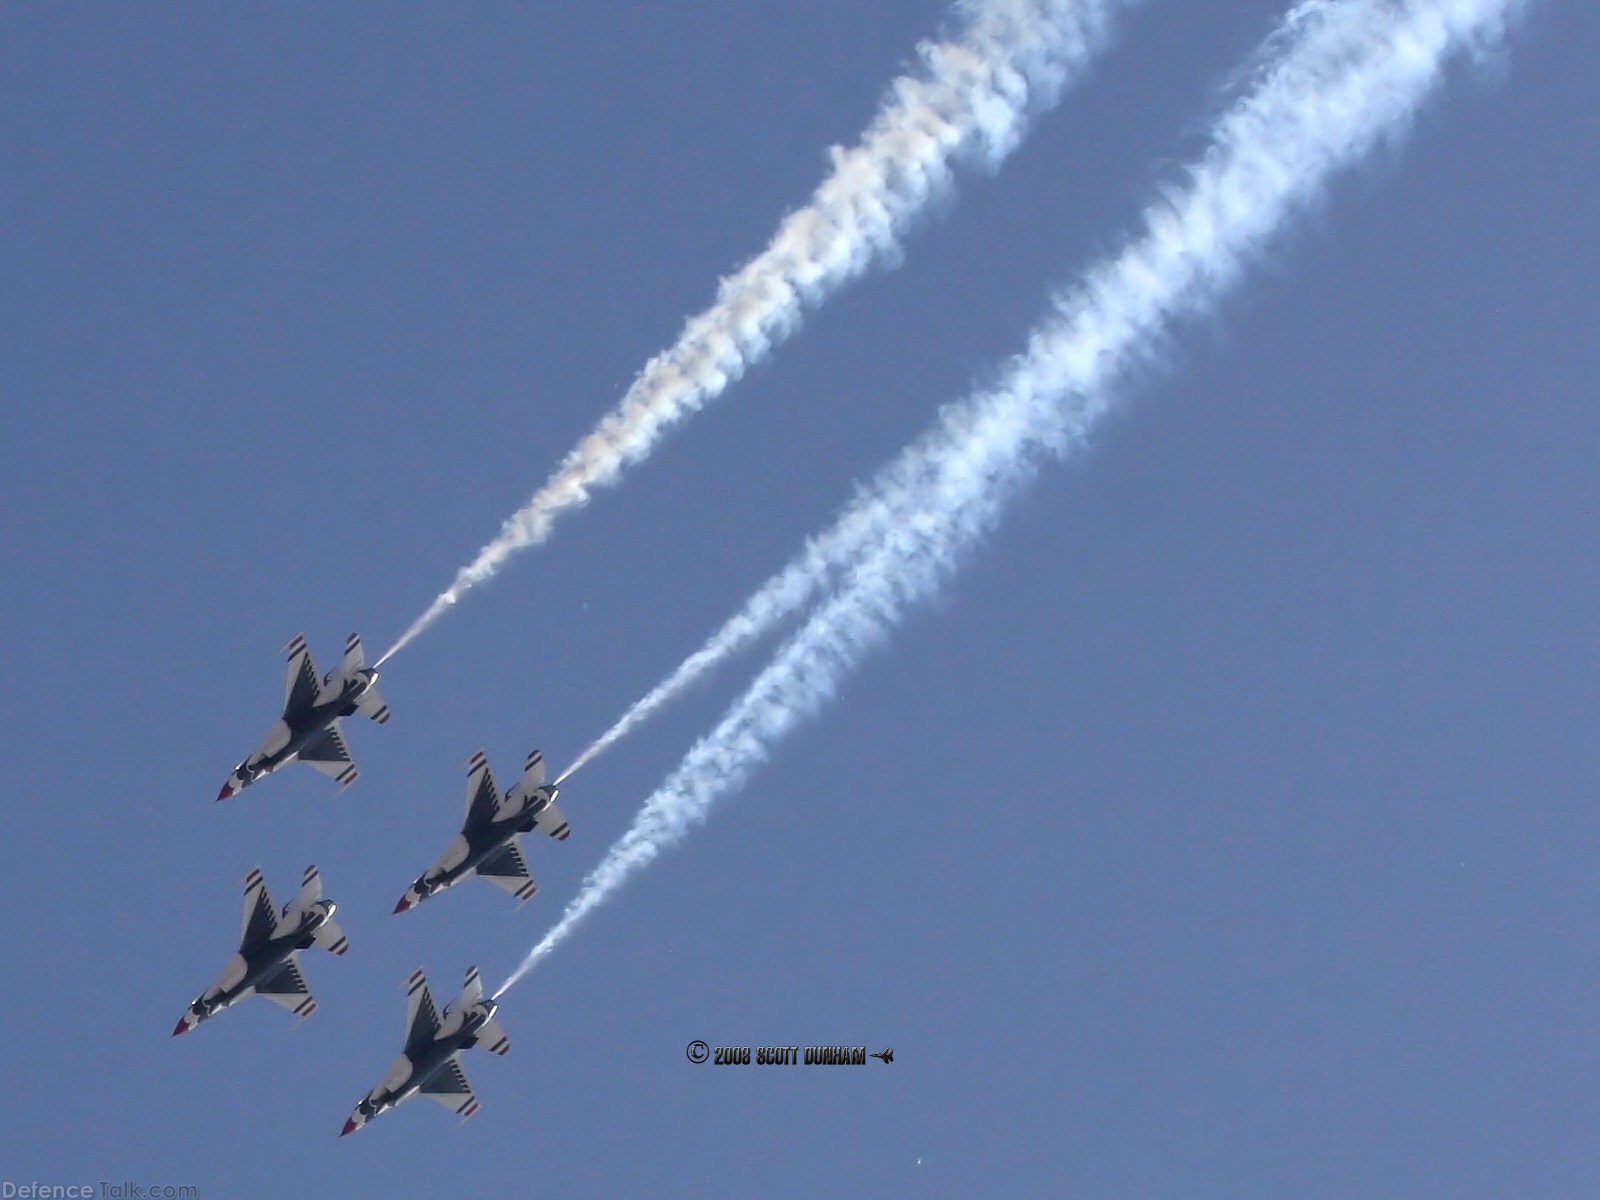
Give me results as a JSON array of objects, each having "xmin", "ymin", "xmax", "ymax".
[{"xmin": 870, "ymin": 1048, "xmax": 894, "ymax": 1064}]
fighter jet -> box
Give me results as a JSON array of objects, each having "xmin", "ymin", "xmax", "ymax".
[
  {"xmin": 174, "ymin": 865, "xmax": 349, "ymax": 1036},
  {"xmin": 341, "ymin": 966, "xmax": 509, "ymax": 1135},
  {"xmin": 217, "ymin": 632, "xmax": 391, "ymax": 800},
  {"xmin": 393, "ymin": 749, "xmax": 570, "ymax": 913}
]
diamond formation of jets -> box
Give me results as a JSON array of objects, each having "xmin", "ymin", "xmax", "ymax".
[
  {"xmin": 342, "ymin": 966, "xmax": 510, "ymax": 1136},
  {"xmin": 175, "ymin": 865, "xmax": 349, "ymax": 1036},
  {"xmin": 218, "ymin": 633, "xmax": 391, "ymax": 801},
  {"xmin": 395, "ymin": 749, "xmax": 571, "ymax": 914},
  {"xmin": 193, "ymin": 635, "xmax": 570, "ymax": 1131}
]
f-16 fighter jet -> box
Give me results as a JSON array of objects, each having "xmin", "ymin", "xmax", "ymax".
[
  {"xmin": 218, "ymin": 633, "xmax": 391, "ymax": 800},
  {"xmin": 174, "ymin": 865, "xmax": 349, "ymax": 1036},
  {"xmin": 393, "ymin": 749, "xmax": 570, "ymax": 913},
  {"xmin": 341, "ymin": 966, "xmax": 509, "ymax": 1135}
]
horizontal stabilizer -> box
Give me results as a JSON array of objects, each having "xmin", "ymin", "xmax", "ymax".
[
  {"xmin": 521, "ymin": 749, "xmax": 546, "ymax": 792},
  {"xmin": 356, "ymin": 685, "xmax": 390, "ymax": 725},
  {"xmin": 459, "ymin": 966, "xmax": 484, "ymax": 1009},
  {"xmin": 293, "ymin": 864, "xmax": 324, "ymax": 911},
  {"xmin": 474, "ymin": 1014, "xmax": 511, "ymax": 1056},
  {"xmin": 498, "ymin": 749, "xmax": 551, "ymax": 822},
  {"xmin": 313, "ymin": 915, "xmax": 349, "ymax": 956},
  {"xmin": 341, "ymin": 632, "xmax": 365, "ymax": 675},
  {"xmin": 535, "ymin": 798, "xmax": 571, "ymax": 841}
]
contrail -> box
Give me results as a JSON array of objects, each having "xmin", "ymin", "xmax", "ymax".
[
  {"xmin": 379, "ymin": 0, "xmax": 1135, "ymax": 667},
  {"xmin": 498, "ymin": 0, "xmax": 1526, "ymax": 996}
]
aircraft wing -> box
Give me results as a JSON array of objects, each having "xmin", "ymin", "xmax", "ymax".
[
  {"xmin": 299, "ymin": 723, "xmax": 358, "ymax": 789},
  {"xmin": 282, "ymin": 634, "xmax": 320, "ymax": 722},
  {"xmin": 477, "ymin": 839, "xmax": 537, "ymax": 904},
  {"xmin": 462, "ymin": 751, "xmax": 500, "ymax": 832},
  {"xmin": 239, "ymin": 868, "xmax": 279, "ymax": 953},
  {"xmin": 257, "ymin": 953, "xmax": 316, "ymax": 1020},
  {"xmin": 403, "ymin": 969, "xmax": 441, "ymax": 1058},
  {"xmin": 419, "ymin": 1054, "xmax": 480, "ymax": 1119}
]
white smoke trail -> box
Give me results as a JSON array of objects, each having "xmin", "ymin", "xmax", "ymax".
[
  {"xmin": 554, "ymin": 500, "xmax": 885, "ymax": 783},
  {"xmin": 380, "ymin": 0, "xmax": 1134, "ymax": 667},
  {"xmin": 498, "ymin": 0, "xmax": 1526, "ymax": 996}
]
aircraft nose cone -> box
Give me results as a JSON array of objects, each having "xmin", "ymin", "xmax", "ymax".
[
  {"xmin": 172, "ymin": 1018, "xmax": 192, "ymax": 1037},
  {"xmin": 393, "ymin": 896, "xmax": 413, "ymax": 914},
  {"xmin": 216, "ymin": 782, "xmax": 236, "ymax": 802},
  {"xmin": 340, "ymin": 1117, "xmax": 359, "ymax": 1137}
]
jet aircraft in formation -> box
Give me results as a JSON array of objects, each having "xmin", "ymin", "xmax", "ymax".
[
  {"xmin": 174, "ymin": 865, "xmax": 348, "ymax": 1036},
  {"xmin": 341, "ymin": 966, "xmax": 510, "ymax": 1136},
  {"xmin": 395, "ymin": 748, "xmax": 571, "ymax": 913},
  {"xmin": 218, "ymin": 633, "xmax": 391, "ymax": 800},
  {"xmin": 184, "ymin": 634, "xmax": 572, "ymax": 1131}
]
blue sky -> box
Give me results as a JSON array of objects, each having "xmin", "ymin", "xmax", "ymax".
[{"xmin": 2, "ymin": 1, "xmax": 1597, "ymax": 1196}]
